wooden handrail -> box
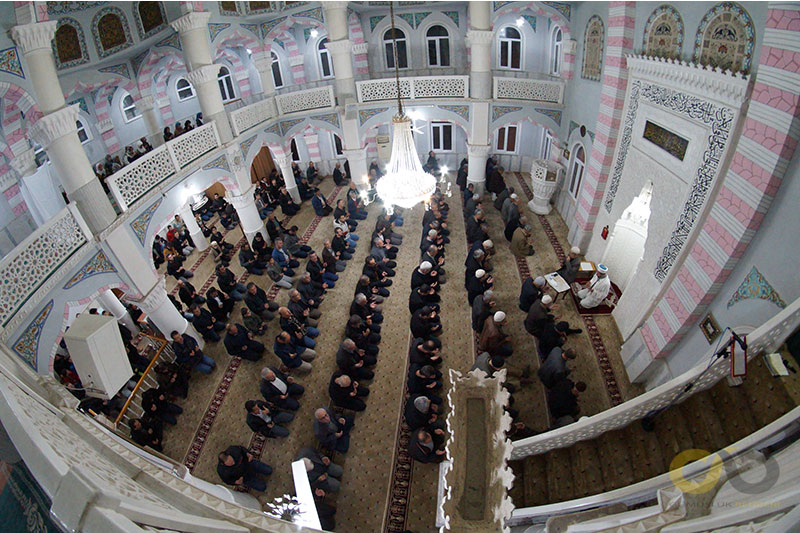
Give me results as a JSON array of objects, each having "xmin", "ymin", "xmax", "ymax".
[{"xmin": 114, "ymin": 335, "xmax": 168, "ymax": 426}]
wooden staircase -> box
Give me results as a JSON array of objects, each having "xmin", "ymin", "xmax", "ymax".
[{"xmin": 509, "ymin": 356, "xmax": 800, "ymax": 508}]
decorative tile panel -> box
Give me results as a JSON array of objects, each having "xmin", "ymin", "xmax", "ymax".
[
  {"xmin": 132, "ymin": 0, "xmax": 167, "ymax": 40},
  {"xmin": 67, "ymin": 97, "xmax": 88, "ymax": 114},
  {"xmin": 131, "ymin": 49, "xmax": 149, "ymax": 74},
  {"xmin": 643, "ymin": 4, "xmax": 683, "ymax": 59},
  {"xmin": 727, "ymin": 266, "xmax": 786, "ymax": 309},
  {"xmin": 209, "ymin": 23, "xmax": 231, "ymax": 42},
  {"xmin": 398, "ymin": 13, "xmax": 415, "ymax": 29},
  {"xmin": 240, "ymin": 135, "xmax": 259, "ymax": 158},
  {"xmin": 439, "ymin": 105, "xmax": 469, "ymax": 121},
  {"xmin": 47, "ymin": 1, "xmax": 107, "ymax": 16},
  {"xmin": 202, "ymin": 154, "xmax": 230, "ymax": 173},
  {"xmin": 265, "ymin": 122, "xmax": 281, "ymax": 137},
  {"xmin": 98, "ymin": 63, "xmax": 131, "ymax": 80},
  {"xmin": 694, "ymin": 2, "xmax": 755, "ymax": 74},
  {"xmin": 542, "ymin": 1, "xmax": 571, "ymax": 21},
  {"xmin": 522, "ymin": 14, "xmax": 537, "ymax": 32},
  {"xmin": 12, "ymin": 300, "xmax": 53, "ymax": 369},
  {"xmin": 260, "ymin": 19, "xmax": 283, "ymax": 40},
  {"xmin": 443, "ymin": 11, "xmax": 459, "ymax": 26},
  {"xmin": 240, "ymin": 23, "xmax": 261, "ymax": 39},
  {"xmin": 294, "ymin": 7, "xmax": 323, "ymax": 24},
  {"xmin": 53, "ymin": 17, "xmax": 90, "ymax": 70},
  {"xmin": 491, "ymin": 105, "xmax": 523, "ymax": 122},
  {"xmin": 310, "ymin": 113, "xmax": 340, "ymax": 128},
  {"xmin": 358, "ymin": 107, "xmax": 389, "ymax": 127},
  {"xmin": 91, "ymin": 6, "xmax": 133, "ymax": 59},
  {"xmin": 414, "ymin": 12, "xmax": 431, "ymax": 28},
  {"xmin": 369, "ymin": 16, "xmax": 385, "ymax": 32},
  {"xmin": 0, "ymin": 47, "xmax": 25, "ymax": 79},
  {"xmin": 493, "ymin": 1, "xmax": 514, "ymax": 11},
  {"xmin": 129, "ymin": 197, "xmax": 163, "ymax": 246},
  {"xmin": 279, "ymin": 118, "xmax": 306, "ymax": 137},
  {"xmin": 534, "ymin": 107, "xmax": 562, "ymax": 127},
  {"xmin": 156, "ymin": 32, "xmax": 182, "ymax": 51},
  {"xmin": 62, "ymin": 250, "xmax": 116, "ymax": 290}
]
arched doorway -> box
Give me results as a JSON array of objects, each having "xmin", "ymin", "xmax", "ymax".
[
  {"xmin": 600, "ymin": 182, "xmax": 653, "ymax": 292},
  {"xmin": 250, "ymin": 146, "xmax": 276, "ymax": 182}
]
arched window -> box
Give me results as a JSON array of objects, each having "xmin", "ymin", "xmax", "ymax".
[
  {"xmin": 318, "ymin": 38, "xmax": 333, "ymax": 78},
  {"xmin": 695, "ymin": 3, "xmax": 755, "ymax": 74},
  {"xmin": 426, "ymin": 25, "xmax": 450, "ymax": 67},
  {"xmin": 176, "ymin": 78, "xmax": 194, "ymax": 101},
  {"xmin": 498, "ymin": 26, "xmax": 522, "ymax": 70},
  {"xmin": 496, "ymin": 124, "xmax": 518, "ymax": 153},
  {"xmin": 54, "ymin": 21, "xmax": 88, "ymax": 68},
  {"xmin": 121, "ymin": 94, "xmax": 140, "ymax": 122},
  {"xmin": 643, "ymin": 6, "xmax": 683, "ymax": 59},
  {"xmin": 332, "ymin": 133, "xmax": 343, "ymax": 156},
  {"xmin": 271, "ymin": 51, "xmax": 284, "ymax": 88},
  {"xmin": 582, "ymin": 15, "xmax": 605, "ymax": 80},
  {"xmin": 551, "ymin": 26, "xmax": 563, "ymax": 75},
  {"xmin": 568, "ymin": 145, "xmax": 586, "ymax": 199},
  {"xmin": 542, "ymin": 131, "xmax": 554, "ymax": 160},
  {"xmin": 135, "ymin": 1, "xmax": 166, "ymax": 39},
  {"xmin": 384, "ymin": 28, "xmax": 408, "ymax": 70},
  {"xmin": 290, "ymin": 138, "xmax": 300, "ymax": 161},
  {"xmin": 217, "ymin": 66, "xmax": 236, "ymax": 102},
  {"xmin": 76, "ymin": 119, "xmax": 90, "ymax": 144},
  {"xmin": 93, "ymin": 8, "xmax": 132, "ymax": 57}
]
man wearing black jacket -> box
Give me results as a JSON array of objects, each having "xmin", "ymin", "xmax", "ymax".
[
  {"xmin": 244, "ymin": 282, "xmax": 278, "ymax": 321},
  {"xmin": 191, "ymin": 305, "xmax": 226, "ymax": 342},
  {"xmin": 223, "ymin": 324, "xmax": 264, "ymax": 361},
  {"xmin": 244, "ymin": 399, "xmax": 293, "ymax": 438},
  {"xmin": 259, "ymin": 366, "xmax": 304, "ymax": 410},
  {"xmin": 336, "ymin": 338, "xmax": 375, "ymax": 380},
  {"xmin": 217, "ymin": 445, "xmax": 272, "ymax": 490},
  {"xmin": 177, "ymin": 280, "xmax": 204, "ymax": 307}
]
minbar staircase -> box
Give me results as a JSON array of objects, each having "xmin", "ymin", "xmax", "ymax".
[{"xmin": 509, "ymin": 355, "xmax": 799, "ymax": 508}]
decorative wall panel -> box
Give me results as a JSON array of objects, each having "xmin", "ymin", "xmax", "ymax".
[
  {"xmin": 582, "ymin": 15, "xmax": 604, "ymax": 81},
  {"xmin": 92, "ymin": 7, "xmax": 133, "ymax": 58},
  {"xmin": 643, "ymin": 5, "xmax": 683, "ymax": 59},
  {"xmin": 727, "ymin": 266, "xmax": 786, "ymax": 309},
  {"xmin": 54, "ymin": 18, "xmax": 89, "ymax": 69},
  {"xmin": 62, "ymin": 250, "xmax": 116, "ymax": 290},
  {"xmin": 12, "ymin": 300, "xmax": 53, "ymax": 369}
]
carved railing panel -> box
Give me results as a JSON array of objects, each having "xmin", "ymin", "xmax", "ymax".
[
  {"xmin": 275, "ymin": 85, "xmax": 335, "ymax": 115},
  {"xmin": 168, "ymin": 122, "xmax": 220, "ymax": 169},
  {"xmin": 230, "ymin": 98, "xmax": 274, "ymax": 137},
  {"xmin": 107, "ymin": 147, "xmax": 176, "ymax": 210},
  {"xmin": 493, "ymin": 77, "xmax": 565, "ymax": 104},
  {"xmin": 356, "ymin": 76, "xmax": 468, "ymax": 103}
]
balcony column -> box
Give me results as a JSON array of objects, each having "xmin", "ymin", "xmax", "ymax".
[
  {"xmin": 325, "ymin": 40, "xmax": 356, "ymax": 105},
  {"xmin": 467, "ymin": 1, "xmax": 493, "ymax": 100},
  {"xmin": 273, "ymin": 154, "xmax": 301, "ymax": 203},
  {"xmin": 96, "ymin": 289, "xmax": 140, "ymax": 336},
  {"xmin": 171, "ymin": 12, "xmax": 234, "ymax": 144},
  {"xmin": 229, "ymin": 187, "xmax": 266, "ymax": 245},
  {"xmin": 178, "ymin": 203, "xmax": 209, "ymax": 251},
  {"xmin": 12, "ymin": 22, "xmax": 116, "ymax": 235},
  {"xmin": 136, "ymin": 277, "xmax": 201, "ymax": 345},
  {"xmin": 251, "ymin": 51, "xmax": 278, "ymax": 117},
  {"xmin": 343, "ymin": 147, "xmax": 369, "ymax": 191},
  {"xmin": 137, "ymin": 95, "xmax": 164, "ymax": 147},
  {"xmin": 467, "ymin": 143, "xmax": 491, "ymax": 195}
]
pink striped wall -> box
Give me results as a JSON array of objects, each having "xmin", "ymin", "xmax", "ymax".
[
  {"xmin": 304, "ymin": 128, "xmax": 321, "ymax": 162},
  {"xmin": 348, "ymin": 12, "xmax": 369, "ymax": 75}
]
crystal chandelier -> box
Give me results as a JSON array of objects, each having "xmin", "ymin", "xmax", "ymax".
[{"xmin": 375, "ymin": 2, "xmax": 436, "ymax": 211}]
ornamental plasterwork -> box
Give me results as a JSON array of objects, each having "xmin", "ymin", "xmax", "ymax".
[
  {"xmin": 275, "ymin": 86, "xmax": 334, "ymax": 114},
  {"xmin": 171, "ymin": 124, "xmax": 219, "ymax": 167},
  {"xmin": 643, "ymin": 5, "xmax": 683, "ymax": 59},
  {"xmin": 62, "ymin": 249, "xmax": 117, "ymax": 290},
  {"xmin": 310, "ymin": 112, "xmax": 341, "ymax": 128},
  {"xmin": 491, "ymin": 105, "xmax": 523, "ymax": 122},
  {"xmin": 535, "ymin": 108, "xmax": 562, "ymax": 127},
  {"xmin": 358, "ymin": 107, "xmax": 389, "ymax": 127},
  {"xmin": 0, "ymin": 47, "xmax": 25, "ymax": 79},
  {"xmin": 53, "ymin": 17, "xmax": 90, "ymax": 70},
  {"xmin": 727, "ymin": 266, "xmax": 787, "ymax": 309},
  {"xmin": 240, "ymin": 135, "xmax": 259, "ymax": 158},
  {"xmin": 694, "ymin": 2, "xmax": 755, "ymax": 74},
  {"xmin": 582, "ymin": 15, "xmax": 604, "ymax": 81},
  {"xmin": 209, "ymin": 22, "xmax": 232, "ymax": 42},
  {"xmin": 98, "ymin": 63, "xmax": 131, "ymax": 80},
  {"xmin": 279, "ymin": 118, "xmax": 306, "ymax": 137},
  {"xmin": 202, "ymin": 154, "xmax": 231, "ymax": 173},
  {"xmin": 413, "ymin": 77, "xmax": 467, "ymax": 98},
  {"xmin": 440, "ymin": 105, "xmax": 469, "ymax": 122},
  {"xmin": 129, "ymin": 197, "xmax": 163, "ymax": 246},
  {"xmin": 12, "ymin": 300, "xmax": 53, "ymax": 369},
  {"xmin": 494, "ymin": 78, "xmax": 562, "ymax": 103},
  {"xmin": 113, "ymin": 149, "xmax": 175, "ymax": 207},
  {"xmin": 46, "ymin": 1, "xmax": 107, "ymax": 16},
  {"xmin": 357, "ymin": 78, "xmax": 412, "ymax": 103},
  {"xmin": 155, "ymin": 31, "xmax": 182, "ymax": 51}
]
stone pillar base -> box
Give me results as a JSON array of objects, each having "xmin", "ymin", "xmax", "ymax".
[
  {"xmin": 70, "ymin": 179, "xmax": 116, "ymax": 234},
  {"xmin": 189, "ymin": 229, "xmax": 209, "ymax": 251}
]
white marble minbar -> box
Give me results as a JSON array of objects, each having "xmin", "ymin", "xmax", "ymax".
[{"xmin": 528, "ymin": 159, "xmax": 563, "ymax": 215}]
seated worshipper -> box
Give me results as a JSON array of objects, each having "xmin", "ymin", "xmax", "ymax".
[
  {"xmin": 252, "ymin": 233, "xmax": 272, "ymax": 263},
  {"xmin": 557, "ymin": 246, "xmax": 583, "ymax": 284},
  {"xmin": 217, "ymin": 445, "xmax": 272, "ymax": 491},
  {"xmin": 472, "ymin": 290, "xmax": 496, "ymax": 332},
  {"xmin": 548, "ymin": 379, "xmax": 587, "ymax": 427},
  {"xmin": 265, "ymin": 211, "xmax": 287, "ymax": 243},
  {"xmin": 471, "ymin": 352, "xmax": 506, "ymax": 378},
  {"xmin": 465, "ymin": 249, "xmax": 489, "ymax": 285},
  {"xmin": 377, "ymin": 213, "xmax": 404, "ymax": 243},
  {"xmin": 404, "ymin": 393, "xmax": 442, "ymax": 431},
  {"xmin": 478, "ymin": 311, "xmax": 514, "ymax": 358},
  {"xmin": 409, "ymin": 284, "xmax": 441, "ymax": 315},
  {"xmin": 210, "ymin": 228, "xmax": 233, "ymax": 251},
  {"xmin": 494, "ymin": 186, "xmax": 514, "ymax": 211},
  {"xmin": 289, "ymin": 289, "xmax": 322, "ymax": 323},
  {"xmin": 355, "ymin": 273, "xmax": 387, "ymax": 301},
  {"xmin": 177, "ymin": 280, "xmax": 205, "ymax": 308},
  {"xmin": 322, "ymin": 240, "xmax": 347, "ymax": 272},
  {"xmin": 486, "ymin": 165, "xmax": 506, "ymax": 196},
  {"xmin": 329, "ymin": 371, "xmax": 369, "ymax": 412},
  {"xmin": 347, "ymin": 190, "xmax": 368, "ymax": 220},
  {"xmin": 239, "ymin": 243, "xmax": 266, "ymax": 275},
  {"xmin": 466, "ymin": 209, "xmax": 489, "ymax": 244},
  {"xmin": 336, "ymin": 338, "xmax": 376, "ymax": 380},
  {"xmin": 410, "ymin": 306, "xmax": 442, "ymax": 339},
  {"xmin": 163, "ymin": 126, "xmax": 173, "ymax": 142},
  {"xmin": 260, "ymin": 366, "xmax": 304, "ymax": 410},
  {"xmin": 362, "ymin": 256, "xmax": 393, "ymax": 290},
  {"xmin": 511, "ymin": 220, "xmax": 535, "ymax": 257},
  {"xmin": 577, "ymin": 264, "xmax": 612, "ymax": 309},
  {"xmin": 409, "ymin": 428, "xmax": 447, "ymax": 464},
  {"xmin": 537, "ymin": 320, "xmax": 581, "ymax": 359},
  {"xmin": 408, "ymin": 364, "xmax": 442, "ymax": 401},
  {"xmin": 350, "ymin": 293, "xmax": 382, "ymax": 332},
  {"xmin": 279, "ymin": 306, "xmax": 319, "ymax": 348},
  {"xmin": 538, "ymin": 347, "xmax": 577, "ymax": 389},
  {"xmin": 297, "ymin": 177, "xmax": 315, "ymax": 201},
  {"xmin": 307, "ymin": 251, "xmax": 338, "ymax": 287},
  {"xmin": 241, "ymin": 307, "xmax": 268, "ymax": 336},
  {"xmin": 464, "ymin": 193, "xmax": 481, "ymax": 219},
  {"xmin": 126, "ymin": 145, "xmax": 142, "ymax": 164},
  {"xmin": 155, "ymin": 363, "xmax": 189, "ymax": 400},
  {"xmin": 191, "ymin": 305, "xmax": 226, "ymax": 342},
  {"xmin": 283, "ymin": 225, "xmax": 312, "ymax": 258},
  {"xmin": 291, "ymin": 161, "xmax": 303, "ymax": 180},
  {"xmin": 297, "ymin": 447, "xmax": 343, "ymax": 493},
  {"xmin": 312, "ymin": 189, "xmax": 333, "ymax": 216},
  {"xmin": 297, "ymin": 272, "xmax": 326, "ymax": 307},
  {"xmin": 334, "ymin": 201, "xmax": 357, "ymax": 230},
  {"xmin": 244, "ymin": 282, "xmax": 279, "ymax": 321},
  {"xmin": 209, "ymin": 193, "xmax": 227, "ymax": 213},
  {"xmin": 171, "ymin": 331, "xmax": 216, "ymax": 375},
  {"xmin": 524, "ymin": 294, "xmax": 556, "ymax": 337},
  {"xmin": 166, "ymin": 225, "xmax": 193, "ymax": 256},
  {"xmin": 209, "ymin": 242, "xmax": 231, "ymax": 266},
  {"xmin": 216, "ymin": 264, "xmax": 246, "ymax": 300},
  {"xmin": 206, "ymin": 287, "xmax": 234, "ymax": 322},
  {"xmin": 410, "ymin": 337, "xmax": 443, "ymax": 367},
  {"xmin": 346, "ymin": 315, "xmax": 381, "ymax": 354},
  {"xmin": 501, "ymin": 193, "xmax": 522, "ymax": 226},
  {"xmin": 411, "ymin": 262, "xmax": 440, "ymax": 294},
  {"xmin": 273, "ymin": 331, "xmax": 314, "ymax": 373},
  {"xmin": 272, "ymin": 238, "xmax": 300, "ymax": 277},
  {"xmin": 219, "ymin": 210, "xmax": 237, "ymax": 230},
  {"xmin": 314, "ymin": 407, "xmax": 354, "ymax": 453},
  {"xmin": 245, "ymin": 399, "xmax": 293, "ymax": 439},
  {"xmin": 333, "ymin": 212, "xmax": 359, "ymax": 243},
  {"xmin": 266, "ymin": 256, "xmax": 295, "ymax": 289},
  {"xmin": 129, "ymin": 418, "xmax": 163, "ymax": 452},
  {"xmin": 166, "ymin": 254, "xmax": 193, "ymax": 282},
  {"xmin": 467, "ymin": 269, "xmax": 494, "ymax": 305},
  {"xmin": 142, "ymin": 387, "xmax": 183, "ymax": 425},
  {"xmin": 224, "ymin": 323, "xmax": 265, "ymax": 361},
  {"xmin": 504, "ymin": 212, "xmax": 523, "ymax": 242},
  {"xmin": 307, "ymin": 161, "xmax": 319, "ymax": 184},
  {"xmin": 371, "ymin": 238, "xmax": 397, "ymax": 273},
  {"xmin": 486, "ymin": 155, "xmax": 498, "ymax": 177},
  {"xmin": 457, "ymin": 160, "xmax": 468, "ymax": 190},
  {"xmin": 519, "ymin": 276, "xmax": 546, "ymax": 312},
  {"xmin": 279, "ymin": 187, "xmax": 300, "ymax": 216},
  {"xmin": 332, "ymin": 228, "xmax": 355, "ymax": 260},
  {"xmin": 332, "ymin": 162, "xmax": 346, "ymax": 186}
]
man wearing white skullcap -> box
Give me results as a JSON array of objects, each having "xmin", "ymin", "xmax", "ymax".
[
  {"xmin": 475, "ymin": 269, "xmax": 486, "ymax": 278},
  {"xmin": 519, "ymin": 275, "xmax": 548, "ymax": 312},
  {"xmin": 412, "ymin": 261, "xmax": 440, "ymax": 293},
  {"xmin": 502, "ymin": 191, "xmax": 521, "ymax": 225},
  {"xmin": 467, "ymin": 267, "xmax": 493, "ymax": 304},
  {"xmin": 557, "ymin": 246, "xmax": 583, "ymax": 284},
  {"xmin": 478, "ymin": 307, "xmax": 513, "ymax": 357},
  {"xmin": 578, "ymin": 263, "xmax": 611, "ymax": 309},
  {"xmin": 494, "ymin": 311, "xmax": 506, "ymax": 322},
  {"xmin": 524, "ymin": 293, "xmax": 557, "ymax": 337}
]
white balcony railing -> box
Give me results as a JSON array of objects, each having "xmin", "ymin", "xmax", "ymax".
[
  {"xmin": 229, "ymin": 97, "xmax": 275, "ymax": 137},
  {"xmin": 493, "ymin": 76, "xmax": 566, "ymax": 105},
  {"xmin": 275, "ymin": 85, "xmax": 335, "ymax": 115},
  {"xmin": 0, "ymin": 205, "xmax": 91, "ymax": 331},
  {"xmin": 356, "ymin": 76, "xmax": 469, "ymax": 103},
  {"xmin": 510, "ymin": 295, "xmax": 800, "ymax": 460},
  {"xmin": 107, "ymin": 122, "xmax": 220, "ymax": 211}
]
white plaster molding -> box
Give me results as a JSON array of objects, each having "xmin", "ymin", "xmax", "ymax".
[
  {"xmin": 626, "ymin": 55, "xmax": 750, "ymax": 108},
  {"xmin": 137, "ymin": 95, "xmax": 156, "ymax": 112},
  {"xmin": 252, "ymin": 55, "xmax": 270, "ymax": 73},
  {"xmin": 11, "ymin": 21, "xmax": 57, "ymax": 54},
  {"xmin": 287, "ymin": 55, "xmax": 305, "ymax": 67},
  {"xmin": 273, "ymin": 154, "xmax": 294, "ymax": 168},
  {"xmin": 156, "ymin": 97, "xmax": 170, "ymax": 108},
  {"xmin": 564, "ymin": 39, "xmax": 578, "ymax": 55},
  {"xmin": 322, "ymin": 1, "xmax": 349, "ymax": 11},
  {"xmin": 134, "ymin": 277, "xmax": 168, "ymax": 314},
  {"xmin": 0, "ymin": 172, "xmax": 18, "ymax": 192},
  {"xmin": 465, "ymin": 30, "xmax": 494, "ymax": 48},
  {"xmin": 325, "ymin": 39, "xmax": 353, "ymax": 55},
  {"xmin": 467, "ymin": 143, "xmax": 491, "ymax": 157},
  {"xmin": 169, "ymin": 11, "xmax": 211, "ymax": 34},
  {"xmin": 185, "ymin": 64, "xmax": 223, "ymax": 86},
  {"xmin": 228, "ymin": 188, "xmax": 257, "ymax": 210},
  {"xmin": 9, "ymin": 148, "xmax": 37, "ymax": 178},
  {"xmin": 352, "ymin": 42, "xmax": 369, "ymax": 55},
  {"xmin": 29, "ymin": 104, "xmax": 80, "ymax": 148},
  {"xmin": 96, "ymin": 119, "xmax": 114, "ymax": 133},
  {"xmin": 225, "ymin": 145, "xmax": 246, "ymax": 173}
]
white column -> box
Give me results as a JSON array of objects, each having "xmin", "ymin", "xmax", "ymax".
[
  {"xmin": 9, "ymin": 147, "xmax": 37, "ymax": 179},
  {"xmin": 135, "ymin": 277, "xmax": 202, "ymax": 345},
  {"xmin": 467, "ymin": 1, "xmax": 493, "ymax": 100},
  {"xmin": 171, "ymin": 12, "xmax": 234, "ymax": 143},
  {"xmin": 467, "ymin": 143, "xmax": 491, "ymax": 195},
  {"xmin": 97, "ymin": 289, "xmax": 140, "ymax": 336},
  {"xmin": 137, "ymin": 95, "xmax": 164, "ymax": 147},
  {"xmin": 325, "ymin": 40, "xmax": 356, "ymax": 105},
  {"xmin": 12, "ymin": 22, "xmax": 116, "ymax": 234},
  {"xmin": 230, "ymin": 187, "xmax": 265, "ymax": 245},
  {"xmin": 273, "ymin": 153, "xmax": 301, "ymax": 203},
  {"xmin": 178, "ymin": 203, "xmax": 209, "ymax": 251},
  {"xmin": 251, "ymin": 51, "xmax": 278, "ymax": 116},
  {"xmin": 343, "ymin": 147, "xmax": 369, "ymax": 191}
]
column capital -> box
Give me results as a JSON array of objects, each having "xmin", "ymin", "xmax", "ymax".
[
  {"xmin": 287, "ymin": 55, "xmax": 305, "ymax": 67},
  {"xmin": 137, "ymin": 95, "xmax": 156, "ymax": 112},
  {"xmin": 30, "ymin": 104, "xmax": 80, "ymax": 148},
  {"xmin": 11, "ymin": 21, "xmax": 58, "ymax": 54},
  {"xmin": 352, "ymin": 42, "xmax": 369, "ymax": 55},
  {"xmin": 325, "ymin": 39, "xmax": 353, "ymax": 55},
  {"xmin": 135, "ymin": 277, "xmax": 169, "ymax": 314},
  {"xmin": 185, "ymin": 64, "xmax": 222, "ymax": 86},
  {"xmin": 0, "ymin": 173, "xmax": 18, "ymax": 193},
  {"xmin": 96, "ymin": 118, "xmax": 114, "ymax": 133},
  {"xmin": 465, "ymin": 30, "xmax": 494, "ymax": 47},
  {"xmin": 273, "ymin": 154, "xmax": 294, "ymax": 168},
  {"xmin": 467, "ymin": 143, "xmax": 491, "ymax": 157},
  {"xmin": 228, "ymin": 187, "xmax": 256, "ymax": 209},
  {"xmin": 170, "ymin": 11, "xmax": 211, "ymax": 34},
  {"xmin": 9, "ymin": 148, "xmax": 37, "ymax": 178},
  {"xmin": 252, "ymin": 51, "xmax": 271, "ymax": 72}
]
